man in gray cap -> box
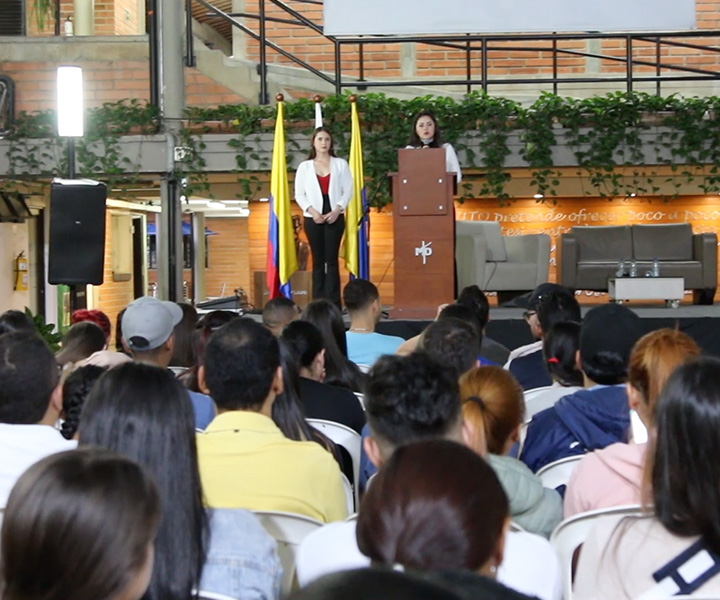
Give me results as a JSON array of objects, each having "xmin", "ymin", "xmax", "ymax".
[{"xmin": 122, "ymin": 296, "xmax": 215, "ymax": 429}]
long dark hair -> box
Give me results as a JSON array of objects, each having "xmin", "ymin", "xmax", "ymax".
[
  {"xmin": 542, "ymin": 321, "xmax": 583, "ymax": 387},
  {"xmin": 408, "ymin": 111, "xmax": 444, "ymax": 148},
  {"xmin": 648, "ymin": 357, "xmax": 720, "ymax": 555},
  {"xmin": 170, "ymin": 302, "xmax": 198, "ymax": 368},
  {"xmin": 308, "ymin": 127, "xmax": 337, "ymax": 159},
  {"xmin": 60, "ymin": 364, "xmax": 107, "ymax": 440},
  {"xmin": 1, "ymin": 448, "xmax": 161, "ymax": 600},
  {"xmin": 78, "ymin": 363, "xmax": 208, "ymax": 600},
  {"xmin": 357, "ymin": 439, "xmax": 508, "ymax": 572},
  {"xmin": 301, "ymin": 300, "xmax": 365, "ymax": 392}
]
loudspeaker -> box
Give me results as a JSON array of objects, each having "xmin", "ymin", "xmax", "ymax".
[{"xmin": 48, "ymin": 180, "xmax": 107, "ymax": 285}]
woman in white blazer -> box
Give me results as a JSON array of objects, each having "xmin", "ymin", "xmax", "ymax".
[
  {"xmin": 295, "ymin": 127, "xmax": 353, "ymax": 307},
  {"xmin": 406, "ymin": 111, "xmax": 462, "ymax": 183}
]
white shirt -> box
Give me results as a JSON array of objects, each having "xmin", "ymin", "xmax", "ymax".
[
  {"xmin": 0, "ymin": 423, "xmax": 77, "ymax": 508},
  {"xmin": 296, "ymin": 520, "xmax": 561, "ymax": 600},
  {"xmin": 294, "ymin": 157, "xmax": 353, "ymax": 217}
]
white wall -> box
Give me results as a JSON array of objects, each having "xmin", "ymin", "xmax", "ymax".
[{"xmin": 0, "ymin": 222, "xmax": 31, "ymax": 312}]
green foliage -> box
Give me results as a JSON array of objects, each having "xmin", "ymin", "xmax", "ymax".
[
  {"xmin": 6, "ymin": 92, "xmax": 720, "ymax": 204},
  {"xmin": 24, "ymin": 307, "xmax": 63, "ymax": 352}
]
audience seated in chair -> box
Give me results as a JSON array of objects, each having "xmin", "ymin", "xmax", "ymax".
[
  {"xmin": 521, "ymin": 303, "xmax": 642, "ymax": 473},
  {"xmin": 196, "ymin": 318, "xmax": 347, "ymax": 523},
  {"xmin": 505, "ymin": 284, "xmax": 581, "ymax": 391},
  {"xmin": 55, "ymin": 321, "xmax": 107, "ymax": 367},
  {"xmin": 281, "ymin": 320, "xmax": 365, "ymax": 435},
  {"xmin": 524, "ymin": 322, "xmax": 584, "ymax": 419},
  {"xmin": 343, "ymin": 279, "xmax": 404, "ymax": 367},
  {"xmin": 564, "ymin": 329, "xmax": 700, "ymax": 518},
  {"xmin": 356, "ymin": 440, "xmax": 537, "ymax": 600},
  {"xmin": 0, "ymin": 448, "xmax": 160, "ymax": 600},
  {"xmin": 460, "ymin": 366, "xmax": 562, "ymax": 538},
  {"xmin": 0, "ymin": 331, "xmax": 76, "ymax": 509},
  {"xmin": 296, "ymin": 353, "xmax": 562, "ymax": 600},
  {"xmin": 169, "ymin": 302, "xmax": 199, "ymax": 370},
  {"xmin": 458, "ymin": 284, "xmax": 510, "ymax": 365},
  {"xmin": 573, "ymin": 358, "xmax": 720, "ymax": 599},
  {"xmin": 263, "ymin": 297, "xmax": 300, "ymax": 337},
  {"xmin": 78, "ymin": 362, "xmax": 282, "ymax": 600},
  {"xmin": 121, "ymin": 296, "xmax": 215, "ymax": 430},
  {"xmin": 301, "ymin": 300, "xmax": 365, "ymax": 393},
  {"xmin": 360, "ymin": 317, "xmax": 479, "ymax": 488}
]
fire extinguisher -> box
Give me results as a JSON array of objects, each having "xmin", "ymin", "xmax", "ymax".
[{"xmin": 14, "ymin": 252, "xmax": 28, "ymax": 291}]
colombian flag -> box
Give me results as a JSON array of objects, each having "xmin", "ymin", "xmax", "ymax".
[
  {"xmin": 341, "ymin": 99, "xmax": 369, "ymax": 279},
  {"xmin": 266, "ymin": 99, "xmax": 298, "ymax": 299}
]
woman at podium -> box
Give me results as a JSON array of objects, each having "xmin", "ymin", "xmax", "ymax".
[
  {"xmin": 295, "ymin": 127, "xmax": 352, "ymax": 308},
  {"xmin": 407, "ymin": 111, "xmax": 462, "ymax": 183}
]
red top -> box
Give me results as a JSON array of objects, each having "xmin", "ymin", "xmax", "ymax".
[{"xmin": 317, "ymin": 173, "xmax": 331, "ymax": 195}]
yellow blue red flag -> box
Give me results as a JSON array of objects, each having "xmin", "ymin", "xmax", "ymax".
[
  {"xmin": 341, "ymin": 99, "xmax": 369, "ymax": 279},
  {"xmin": 266, "ymin": 99, "xmax": 298, "ymax": 299}
]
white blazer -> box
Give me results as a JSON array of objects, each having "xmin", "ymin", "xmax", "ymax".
[
  {"xmin": 405, "ymin": 142, "xmax": 462, "ymax": 182},
  {"xmin": 294, "ymin": 157, "xmax": 353, "ymax": 217}
]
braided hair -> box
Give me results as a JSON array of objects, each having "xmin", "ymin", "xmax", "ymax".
[{"xmin": 60, "ymin": 365, "xmax": 107, "ymax": 440}]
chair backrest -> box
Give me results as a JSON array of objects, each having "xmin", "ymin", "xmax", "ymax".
[
  {"xmin": 253, "ymin": 510, "xmax": 323, "ymax": 595},
  {"xmin": 550, "ymin": 504, "xmax": 643, "ymax": 600},
  {"xmin": 339, "ymin": 473, "xmax": 354, "ymax": 516},
  {"xmin": 456, "ymin": 220, "xmax": 508, "ymax": 261},
  {"xmin": 306, "ymin": 418, "xmax": 362, "ymax": 510},
  {"xmin": 524, "ymin": 386, "xmax": 581, "ymax": 422},
  {"xmin": 196, "ymin": 591, "xmax": 240, "ymax": 600},
  {"xmin": 536, "ymin": 455, "xmax": 583, "ymax": 490},
  {"xmin": 354, "ymin": 392, "xmax": 365, "ymax": 410}
]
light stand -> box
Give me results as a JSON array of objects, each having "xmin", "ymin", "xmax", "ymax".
[{"xmin": 56, "ymin": 66, "xmax": 86, "ymax": 310}]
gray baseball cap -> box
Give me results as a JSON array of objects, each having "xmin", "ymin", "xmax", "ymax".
[{"xmin": 121, "ymin": 297, "xmax": 183, "ymax": 351}]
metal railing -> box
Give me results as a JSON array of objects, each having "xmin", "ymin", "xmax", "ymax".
[{"xmin": 186, "ymin": 0, "xmax": 720, "ymax": 103}]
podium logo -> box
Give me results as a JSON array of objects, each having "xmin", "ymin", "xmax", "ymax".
[{"xmin": 415, "ymin": 240, "xmax": 433, "ymax": 265}]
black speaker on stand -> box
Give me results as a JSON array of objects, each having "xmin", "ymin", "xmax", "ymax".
[{"xmin": 48, "ymin": 180, "xmax": 107, "ymax": 311}]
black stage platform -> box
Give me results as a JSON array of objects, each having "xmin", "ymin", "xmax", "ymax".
[{"xmin": 376, "ymin": 305, "xmax": 720, "ymax": 358}]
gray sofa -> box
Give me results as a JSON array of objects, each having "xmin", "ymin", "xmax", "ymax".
[
  {"xmin": 558, "ymin": 224, "xmax": 717, "ymax": 303},
  {"xmin": 456, "ymin": 221, "xmax": 551, "ymax": 296}
]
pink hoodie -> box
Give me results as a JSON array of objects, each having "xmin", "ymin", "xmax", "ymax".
[{"xmin": 563, "ymin": 442, "xmax": 646, "ymax": 518}]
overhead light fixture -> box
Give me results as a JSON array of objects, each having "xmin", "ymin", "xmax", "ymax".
[
  {"xmin": 533, "ymin": 193, "xmax": 544, "ymax": 199},
  {"xmin": 259, "ymin": 197, "xmax": 269, "ymax": 203}
]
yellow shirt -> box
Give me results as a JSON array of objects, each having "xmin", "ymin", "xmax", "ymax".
[{"xmin": 197, "ymin": 411, "xmax": 347, "ymax": 523}]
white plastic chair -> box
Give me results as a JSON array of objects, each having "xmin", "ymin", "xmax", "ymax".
[
  {"xmin": 306, "ymin": 418, "xmax": 361, "ymax": 510},
  {"xmin": 536, "ymin": 455, "xmax": 583, "ymax": 490},
  {"xmin": 253, "ymin": 510, "xmax": 323, "ymax": 595},
  {"xmin": 339, "ymin": 473, "xmax": 354, "ymax": 516},
  {"xmin": 356, "ymin": 364, "xmax": 371, "ymax": 374},
  {"xmin": 550, "ymin": 504, "xmax": 643, "ymax": 600},
  {"xmin": 524, "ymin": 386, "xmax": 581, "ymax": 421},
  {"xmin": 353, "ymin": 392, "xmax": 365, "ymax": 410},
  {"xmin": 523, "ymin": 385, "xmax": 553, "ymax": 403},
  {"xmin": 196, "ymin": 591, "xmax": 239, "ymax": 600}
]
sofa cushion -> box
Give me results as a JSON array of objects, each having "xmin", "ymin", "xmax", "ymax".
[
  {"xmin": 632, "ymin": 224, "xmax": 693, "ymax": 261},
  {"xmin": 456, "ymin": 221, "xmax": 507, "ymax": 262},
  {"xmin": 572, "ymin": 226, "xmax": 632, "ymax": 262}
]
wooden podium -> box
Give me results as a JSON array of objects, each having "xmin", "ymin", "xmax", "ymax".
[{"xmin": 390, "ymin": 148, "xmax": 455, "ymax": 318}]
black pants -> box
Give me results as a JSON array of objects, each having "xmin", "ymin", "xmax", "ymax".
[{"xmin": 304, "ymin": 215, "xmax": 345, "ymax": 307}]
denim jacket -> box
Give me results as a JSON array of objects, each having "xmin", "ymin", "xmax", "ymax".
[{"xmin": 200, "ymin": 508, "xmax": 283, "ymax": 600}]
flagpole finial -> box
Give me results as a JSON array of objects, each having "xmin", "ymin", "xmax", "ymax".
[
  {"xmin": 349, "ymin": 95, "xmax": 357, "ymax": 103},
  {"xmin": 314, "ymin": 95, "xmax": 322, "ymax": 103},
  {"xmin": 276, "ymin": 93, "xmax": 284, "ymax": 102}
]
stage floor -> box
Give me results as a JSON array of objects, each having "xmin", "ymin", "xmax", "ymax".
[{"xmin": 376, "ymin": 303, "xmax": 720, "ymax": 358}]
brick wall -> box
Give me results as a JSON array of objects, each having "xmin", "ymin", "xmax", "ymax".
[{"xmin": 0, "ymin": 58, "xmax": 249, "ymax": 113}]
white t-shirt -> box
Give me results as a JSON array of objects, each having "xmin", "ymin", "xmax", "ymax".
[
  {"xmin": 296, "ymin": 520, "xmax": 562, "ymax": 600},
  {"xmin": 0, "ymin": 423, "xmax": 77, "ymax": 508}
]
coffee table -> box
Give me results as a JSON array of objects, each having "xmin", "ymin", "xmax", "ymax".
[{"xmin": 608, "ymin": 277, "xmax": 684, "ymax": 308}]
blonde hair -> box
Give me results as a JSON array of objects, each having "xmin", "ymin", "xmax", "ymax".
[{"xmin": 459, "ymin": 366, "xmax": 524, "ymax": 455}]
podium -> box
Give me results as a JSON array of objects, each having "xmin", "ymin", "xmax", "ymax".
[{"xmin": 390, "ymin": 148, "xmax": 455, "ymax": 318}]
